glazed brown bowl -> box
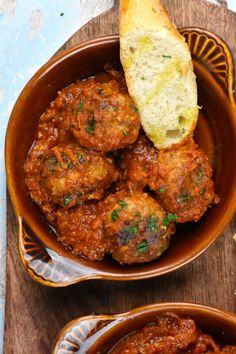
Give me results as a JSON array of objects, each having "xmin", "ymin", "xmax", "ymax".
[
  {"xmin": 53, "ymin": 302, "xmax": 236, "ymax": 353},
  {"xmin": 5, "ymin": 28, "xmax": 236, "ymax": 286}
]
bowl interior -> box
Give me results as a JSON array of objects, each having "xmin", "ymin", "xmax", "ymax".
[
  {"xmin": 6, "ymin": 36, "xmax": 236, "ymax": 279},
  {"xmin": 88, "ymin": 304, "xmax": 236, "ymax": 353}
]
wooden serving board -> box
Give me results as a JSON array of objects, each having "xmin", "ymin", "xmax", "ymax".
[{"xmin": 4, "ymin": 1, "xmax": 236, "ymax": 353}]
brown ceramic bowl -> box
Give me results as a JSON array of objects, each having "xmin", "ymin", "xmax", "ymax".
[
  {"xmin": 53, "ymin": 302, "xmax": 236, "ymax": 353},
  {"xmin": 5, "ymin": 28, "xmax": 236, "ymax": 286}
]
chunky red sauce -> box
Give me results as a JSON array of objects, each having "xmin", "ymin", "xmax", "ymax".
[
  {"xmin": 24, "ymin": 67, "xmax": 218, "ymax": 264},
  {"xmin": 110, "ymin": 313, "xmax": 236, "ymax": 354}
]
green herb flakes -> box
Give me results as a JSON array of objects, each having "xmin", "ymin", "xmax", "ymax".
[
  {"xmin": 72, "ymin": 99, "xmax": 83, "ymax": 114},
  {"xmin": 177, "ymin": 194, "xmax": 192, "ymax": 202},
  {"xmin": 159, "ymin": 186, "xmax": 166, "ymax": 193},
  {"xmin": 135, "ymin": 211, "xmax": 141, "ymax": 220},
  {"xmin": 78, "ymin": 99, "xmax": 83, "ymax": 112},
  {"xmin": 163, "ymin": 212, "xmax": 177, "ymax": 226},
  {"xmin": 146, "ymin": 215, "xmax": 158, "ymax": 233},
  {"xmin": 85, "ymin": 115, "xmax": 96, "ymax": 135},
  {"xmin": 111, "ymin": 200, "xmax": 128, "ymax": 222},
  {"xmin": 111, "ymin": 209, "xmax": 121, "ymax": 222},
  {"xmin": 123, "ymin": 222, "xmax": 139, "ymax": 237},
  {"xmin": 64, "ymin": 195, "xmax": 72, "ymax": 205},
  {"xmin": 122, "ymin": 130, "xmax": 128, "ymax": 137},
  {"xmin": 50, "ymin": 156, "xmax": 57, "ymax": 172},
  {"xmin": 136, "ymin": 240, "xmax": 148, "ymax": 253},
  {"xmin": 162, "ymin": 55, "xmax": 172, "ymax": 58},
  {"xmin": 77, "ymin": 154, "xmax": 86, "ymax": 163},
  {"xmin": 129, "ymin": 104, "xmax": 138, "ymax": 112},
  {"xmin": 118, "ymin": 200, "xmax": 128, "ymax": 209},
  {"xmin": 198, "ymin": 170, "xmax": 203, "ymax": 178}
]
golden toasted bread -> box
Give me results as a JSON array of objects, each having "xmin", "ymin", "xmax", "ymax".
[{"xmin": 120, "ymin": 0, "xmax": 198, "ymax": 149}]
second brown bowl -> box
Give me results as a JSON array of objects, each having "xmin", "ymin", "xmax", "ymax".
[{"xmin": 53, "ymin": 302, "xmax": 236, "ymax": 353}]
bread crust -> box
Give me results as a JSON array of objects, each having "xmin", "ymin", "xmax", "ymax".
[{"xmin": 120, "ymin": 0, "xmax": 184, "ymax": 43}]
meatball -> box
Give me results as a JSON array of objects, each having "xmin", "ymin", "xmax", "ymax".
[
  {"xmin": 192, "ymin": 334, "xmax": 223, "ymax": 353},
  {"xmin": 57, "ymin": 204, "xmax": 109, "ymax": 261},
  {"xmin": 101, "ymin": 191, "xmax": 175, "ymax": 264},
  {"xmin": 121, "ymin": 133, "xmax": 158, "ymax": 190},
  {"xmin": 111, "ymin": 313, "xmax": 198, "ymax": 354},
  {"xmin": 24, "ymin": 138, "xmax": 57, "ymax": 224},
  {"xmin": 149, "ymin": 139, "xmax": 219, "ymax": 223},
  {"xmin": 41, "ymin": 144, "xmax": 119, "ymax": 208},
  {"xmin": 65, "ymin": 79, "xmax": 140, "ymax": 151}
]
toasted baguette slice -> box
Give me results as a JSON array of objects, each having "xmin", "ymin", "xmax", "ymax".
[{"xmin": 120, "ymin": 0, "xmax": 198, "ymax": 149}]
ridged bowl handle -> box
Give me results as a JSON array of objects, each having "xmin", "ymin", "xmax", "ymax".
[
  {"xmin": 18, "ymin": 217, "xmax": 100, "ymax": 287},
  {"xmin": 53, "ymin": 315, "xmax": 117, "ymax": 354},
  {"xmin": 180, "ymin": 27, "xmax": 235, "ymax": 107}
]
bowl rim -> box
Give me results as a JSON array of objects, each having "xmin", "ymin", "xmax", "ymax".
[
  {"xmin": 5, "ymin": 28, "xmax": 236, "ymax": 286},
  {"xmin": 53, "ymin": 302, "xmax": 236, "ymax": 353}
]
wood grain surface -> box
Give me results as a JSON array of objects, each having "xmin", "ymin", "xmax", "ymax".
[{"xmin": 4, "ymin": 1, "xmax": 236, "ymax": 353}]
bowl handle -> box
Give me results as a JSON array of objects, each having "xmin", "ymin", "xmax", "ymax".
[
  {"xmin": 180, "ymin": 27, "xmax": 236, "ymax": 107},
  {"xmin": 18, "ymin": 217, "xmax": 100, "ymax": 287},
  {"xmin": 52, "ymin": 315, "xmax": 117, "ymax": 354}
]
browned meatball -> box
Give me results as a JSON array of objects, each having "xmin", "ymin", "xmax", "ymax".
[
  {"xmin": 101, "ymin": 191, "xmax": 175, "ymax": 264},
  {"xmin": 24, "ymin": 138, "xmax": 57, "ymax": 224},
  {"xmin": 41, "ymin": 144, "xmax": 119, "ymax": 208},
  {"xmin": 64, "ymin": 79, "xmax": 140, "ymax": 151},
  {"xmin": 121, "ymin": 133, "xmax": 158, "ymax": 191},
  {"xmin": 149, "ymin": 140, "xmax": 219, "ymax": 223},
  {"xmin": 57, "ymin": 204, "xmax": 109, "ymax": 261}
]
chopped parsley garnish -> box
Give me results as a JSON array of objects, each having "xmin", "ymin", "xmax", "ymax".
[
  {"xmin": 118, "ymin": 200, "xmax": 128, "ymax": 209},
  {"xmin": 131, "ymin": 221, "xmax": 139, "ymax": 235},
  {"xmin": 162, "ymin": 55, "xmax": 172, "ymax": 58},
  {"xmin": 111, "ymin": 209, "xmax": 120, "ymax": 222},
  {"xmin": 111, "ymin": 200, "xmax": 128, "ymax": 222},
  {"xmin": 146, "ymin": 215, "xmax": 158, "ymax": 232},
  {"xmin": 196, "ymin": 169, "xmax": 204, "ymax": 183},
  {"xmin": 177, "ymin": 194, "xmax": 192, "ymax": 202},
  {"xmin": 77, "ymin": 153, "xmax": 86, "ymax": 163},
  {"xmin": 159, "ymin": 186, "xmax": 166, "ymax": 193},
  {"xmin": 120, "ymin": 222, "xmax": 140, "ymax": 244},
  {"xmin": 129, "ymin": 104, "xmax": 139, "ymax": 112},
  {"xmin": 198, "ymin": 170, "xmax": 203, "ymax": 178},
  {"xmin": 123, "ymin": 222, "xmax": 139, "ymax": 240},
  {"xmin": 163, "ymin": 212, "xmax": 177, "ymax": 226},
  {"xmin": 50, "ymin": 156, "xmax": 57, "ymax": 172},
  {"xmin": 64, "ymin": 195, "xmax": 72, "ymax": 205},
  {"xmin": 72, "ymin": 99, "xmax": 83, "ymax": 114},
  {"xmin": 60, "ymin": 12, "xmax": 64, "ymax": 16},
  {"xmin": 122, "ymin": 130, "xmax": 128, "ymax": 137},
  {"xmin": 136, "ymin": 240, "xmax": 149, "ymax": 253},
  {"xmin": 78, "ymin": 99, "xmax": 83, "ymax": 112},
  {"xmin": 72, "ymin": 105, "xmax": 77, "ymax": 114},
  {"xmin": 85, "ymin": 115, "xmax": 96, "ymax": 135},
  {"xmin": 67, "ymin": 121, "xmax": 73, "ymax": 128},
  {"xmin": 141, "ymin": 76, "xmax": 146, "ymax": 80},
  {"xmin": 201, "ymin": 188, "xmax": 206, "ymax": 196},
  {"xmin": 136, "ymin": 211, "xmax": 141, "ymax": 220}
]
